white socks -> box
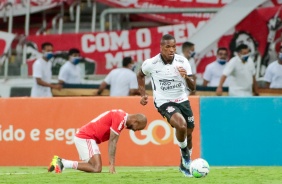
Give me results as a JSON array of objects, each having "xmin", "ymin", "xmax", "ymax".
[
  {"xmin": 62, "ymin": 159, "xmax": 78, "ymax": 169},
  {"xmin": 178, "ymin": 138, "xmax": 187, "ymax": 149}
]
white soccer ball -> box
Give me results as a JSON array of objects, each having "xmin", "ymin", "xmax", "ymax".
[{"xmin": 189, "ymin": 158, "xmax": 210, "ymax": 178}]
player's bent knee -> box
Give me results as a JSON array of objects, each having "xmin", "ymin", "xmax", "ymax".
[
  {"xmin": 177, "ymin": 121, "xmax": 187, "ymax": 130},
  {"xmin": 94, "ymin": 164, "xmax": 102, "ymax": 173},
  {"xmin": 89, "ymin": 165, "xmax": 102, "ymax": 173},
  {"xmin": 93, "ymin": 168, "xmax": 102, "ymax": 173},
  {"xmin": 171, "ymin": 119, "xmax": 186, "ymax": 129}
]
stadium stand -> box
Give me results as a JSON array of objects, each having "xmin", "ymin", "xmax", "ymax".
[{"xmin": 0, "ymin": 0, "xmax": 282, "ymax": 97}]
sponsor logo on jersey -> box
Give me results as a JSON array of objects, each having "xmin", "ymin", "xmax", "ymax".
[
  {"xmin": 159, "ymin": 79, "xmax": 174, "ymax": 85},
  {"xmin": 160, "ymin": 83, "xmax": 182, "ymax": 91},
  {"xmin": 168, "ymin": 97, "xmax": 184, "ymax": 103},
  {"xmin": 159, "ymin": 79, "xmax": 182, "ymax": 91}
]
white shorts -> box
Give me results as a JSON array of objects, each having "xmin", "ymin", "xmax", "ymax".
[{"xmin": 74, "ymin": 136, "xmax": 101, "ymax": 161}]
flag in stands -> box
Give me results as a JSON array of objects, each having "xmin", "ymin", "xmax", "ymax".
[
  {"xmin": 0, "ymin": 31, "xmax": 15, "ymax": 65},
  {"xmin": 0, "ymin": 31, "xmax": 15, "ymax": 56}
]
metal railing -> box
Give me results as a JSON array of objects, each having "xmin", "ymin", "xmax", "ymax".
[
  {"xmin": 52, "ymin": 2, "xmax": 64, "ymax": 34},
  {"xmin": 36, "ymin": 11, "xmax": 47, "ymax": 35},
  {"xmin": 69, "ymin": 0, "xmax": 81, "ymax": 33},
  {"xmin": 2, "ymin": 2, "xmax": 13, "ymax": 79},
  {"xmin": 100, "ymin": 8, "xmax": 220, "ymax": 31}
]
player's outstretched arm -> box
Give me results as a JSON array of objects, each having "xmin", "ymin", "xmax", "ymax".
[
  {"xmin": 137, "ymin": 70, "xmax": 148, "ymax": 105},
  {"xmin": 108, "ymin": 130, "xmax": 120, "ymax": 173}
]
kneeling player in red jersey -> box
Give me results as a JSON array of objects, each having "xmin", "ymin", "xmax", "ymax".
[{"xmin": 48, "ymin": 109, "xmax": 147, "ymax": 174}]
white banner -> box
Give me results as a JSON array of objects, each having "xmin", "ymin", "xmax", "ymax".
[
  {"xmin": 0, "ymin": 31, "xmax": 15, "ymax": 55},
  {"xmin": 0, "ymin": 31, "xmax": 15, "ymax": 65},
  {"xmin": 0, "ymin": 0, "xmax": 72, "ymax": 18}
]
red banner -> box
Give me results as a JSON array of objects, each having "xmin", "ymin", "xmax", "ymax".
[{"xmin": 27, "ymin": 22, "xmax": 205, "ymax": 75}]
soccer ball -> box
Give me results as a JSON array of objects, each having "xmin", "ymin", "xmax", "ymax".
[{"xmin": 189, "ymin": 158, "xmax": 210, "ymax": 178}]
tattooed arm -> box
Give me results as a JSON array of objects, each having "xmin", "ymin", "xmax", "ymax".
[{"xmin": 108, "ymin": 130, "xmax": 119, "ymax": 173}]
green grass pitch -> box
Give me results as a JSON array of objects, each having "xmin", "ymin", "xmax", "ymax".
[{"xmin": 0, "ymin": 166, "xmax": 282, "ymax": 184}]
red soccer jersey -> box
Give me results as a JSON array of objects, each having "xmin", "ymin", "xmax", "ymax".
[{"xmin": 75, "ymin": 109, "xmax": 127, "ymax": 144}]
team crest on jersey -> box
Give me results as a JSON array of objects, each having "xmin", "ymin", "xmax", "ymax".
[
  {"xmin": 177, "ymin": 59, "xmax": 184, "ymax": 63},
  {"xmin": 166, "ymin": 106, "xmax": 175, "ymax": 113},
  {"xmin": 173, "ymin": 67, "xmax": 179, "ymax": 74}
]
